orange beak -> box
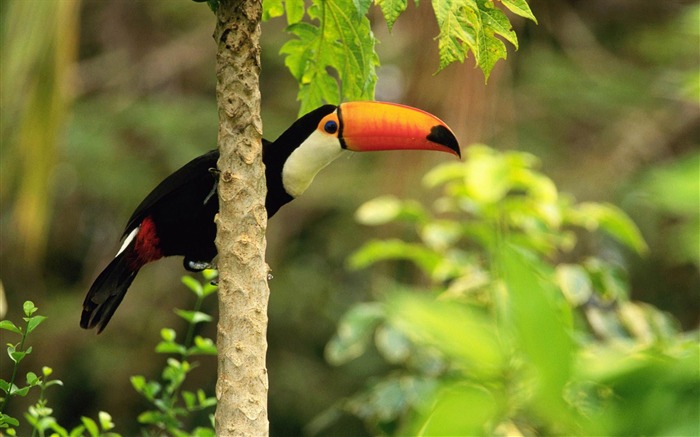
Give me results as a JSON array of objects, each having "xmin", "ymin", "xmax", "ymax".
[{"xmin": 338, "ymin": 101, "xmax": 461, "ymax": 158}]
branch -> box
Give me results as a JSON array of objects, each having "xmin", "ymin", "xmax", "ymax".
[{"xmin": 213, "ymin": 0, "xmax": 269, "ymax": 435}]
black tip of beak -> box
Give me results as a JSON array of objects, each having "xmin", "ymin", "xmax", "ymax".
[{"xmin": 427, "ymin": 125, "xmax": 461, "ymax": 158}]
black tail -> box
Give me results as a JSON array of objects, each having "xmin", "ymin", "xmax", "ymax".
[{"xmin": 81, "ymin": 252, "xmax": 139, "ymax": 333}]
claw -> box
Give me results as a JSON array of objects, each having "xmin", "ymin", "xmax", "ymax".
[{"xmin": 203, "ymin": 168, "xmax": 219, "ymax": 205}]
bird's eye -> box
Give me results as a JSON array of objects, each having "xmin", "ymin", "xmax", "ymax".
[{"xmin": 324, "ymin": 120, "xmax": 338, "ymax": 134}]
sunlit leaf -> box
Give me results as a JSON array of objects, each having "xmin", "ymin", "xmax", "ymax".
[
  {"xmin": 174, "ymin": 309, "xmax": 213, "ymax": 325},
  {"xmin": 23, "ymin": 301, "xmax": 37, "ymax": 317},
  {"xmin": 420, "ymin": 220, "xmax": 462, "ymax": 251},
  {"xmin": 0, "ymin": 320, "xmax": 21, "ymax": 334},
  {"xmin": 355, "ymin": 195, "xmax": 403, "ymax": 225},
  {"xmin": 463, "ymin": 146, "xmax": 511, "ymax": 203},
  {"xmin": 555, "ymin": 263, "xmax": 593, "ymax": 306},
  {"xmin": 348, "ymin": 239, "xmax": 442, "ymax": 274},
  {"xmin": 98, "ymin": 411, "xmax": 115, "ymax": 431},
  {"xmin": 81, "ymin": 416, "xmax": 99, "ymax": 437},
  {"xmin": 500, "ymin": 0, "xmax": 537, "ymax": 22},
  {"xmin": 414, "ymin": 383, "xmax": 498, "ymax": 436},
  {"xmin": 262, "ymin": 0, "xmax": 285, "ymax": 20},
  {"xmin": 181, "ymin": 276, "xmax": 203, "ymax": 297}
]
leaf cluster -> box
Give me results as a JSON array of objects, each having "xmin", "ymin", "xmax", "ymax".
[
  {"xmin": 131, "ymin": 271, "xmax": 218, "ymax": 437},
  {"xmin": 0, "ymin": 272, "xmax": 220, "ymax": 437},
  {"xmin": 1, "ymin": 302, "xmax": 118, "ymax": 437},
  {"xmin": 259, "ymin": 0, "xmax": 535, "ymax": 114},
  {"xmin": 317, "ymin": 145, "xmax": 699, "ymax": 436}
]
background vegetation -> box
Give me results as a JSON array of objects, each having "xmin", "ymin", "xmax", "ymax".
[{"xmin": 1, "ymin": 0, "xmax": 698, "ymax": 435}]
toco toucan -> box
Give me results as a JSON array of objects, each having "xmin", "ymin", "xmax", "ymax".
[{"xmin": 81, "ymin": 101, "xmax": 460, "ymax": 332}]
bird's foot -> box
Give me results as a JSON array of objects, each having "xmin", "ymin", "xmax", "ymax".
[{"xmin": 184, "ymin": 259, "xmax": 216, "ymax": 272}]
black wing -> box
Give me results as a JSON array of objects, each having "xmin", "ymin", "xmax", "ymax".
[{"xmin": 122, "ymin": 149, "xmax": 220, "ymax": 238}]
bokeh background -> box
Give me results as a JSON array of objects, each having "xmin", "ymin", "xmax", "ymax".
[{"xmin": 1, "ymin": 0, "xmax": 698, "ymax": 435}]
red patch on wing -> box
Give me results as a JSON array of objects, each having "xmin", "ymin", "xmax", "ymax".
[{"xmin": 131, "ymin": 216, "xmax": 163, "ymax": 268}]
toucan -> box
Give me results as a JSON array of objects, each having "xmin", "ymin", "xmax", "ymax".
[{"xmin": 81, "ymin": 101, "xmax": 460, "ymax": 332}]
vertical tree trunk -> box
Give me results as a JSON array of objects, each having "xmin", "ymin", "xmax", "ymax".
[{"xmin": 213, "ymin": 0, "xmax": 269, "ymax": 435}]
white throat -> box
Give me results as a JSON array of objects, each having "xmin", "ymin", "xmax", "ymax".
[{"xmin": 282, "ymin": 130, "xmax": 346, "ymax": 198}]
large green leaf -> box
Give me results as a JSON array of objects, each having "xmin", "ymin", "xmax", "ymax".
[{"xmin": 280, "ymin": 0, "xmax": 379, "ymax": 115}]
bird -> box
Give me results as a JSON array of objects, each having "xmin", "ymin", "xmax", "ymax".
[{"xmin": 81, "ymin": 101, "xmax": 460, "ymax": 332}]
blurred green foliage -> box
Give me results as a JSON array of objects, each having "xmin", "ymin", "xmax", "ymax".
[{"xmin": 320, "ymin": 146, "xmax": 699, "ymax": 435}]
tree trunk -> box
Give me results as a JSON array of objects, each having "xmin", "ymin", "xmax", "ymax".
[{"xmin": 213, "ymin": 0, "xmax": 269, "ymax": 435}]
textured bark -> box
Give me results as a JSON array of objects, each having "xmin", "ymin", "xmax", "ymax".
[{"xmin": 213, "ymin": 0, "xmax": 269, "ymax": 435}]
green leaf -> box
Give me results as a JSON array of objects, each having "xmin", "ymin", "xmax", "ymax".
[
  {"xmin": 420, "ymin": 220, "xmax": 462, "ymax": 251},
  {"xmin": 356, "ymin": 196, "xmax": 427, "ymax": 226},
  {"xmin": 463, "ymin": 145, "xmax": 511, "ymax": 203},
  {"xmin": 81, "ymin": 416, "xmax": 99, "ymax": 437},
  {"xmin": 181, "ymin": 276, "xmax": 203, "ymax": 297},
  {"xmin": 423, "ymin": 161, "xmax": 467, "ymax": 188},
  {"xmin": 23, "ymin": 301, "xmax": 37, "ymax": 317},
  {"xmin": 500, "ymin": 0, "xmax": 537, "ymax": 22},
  {"xmin": 0, "ymin": 320, "xmax": 21, "ymax": 334},
  {"xmin": 286, "ymin": 0, "xmax": 306, "ymax": 24},
  {"xmin": 0, "ymin": 413, "xmax": 20, "ymax": 427},
  {"xmin": 197, "ymin": 389, "xmax": 217, "ymax": 408},
  {"xmin": 182, "ymin": 390, "xmax": 196, "ymax": 409},
  {"xmin": 155, "ymin": 341, "xmax": 187, "ymax": 355},
  {"xmin": 376, "ymin": 0, "xmax": 408, "ymax": 31},
  {"xmin": 26, "ymin": 315, "xmax": 46, "ymax": 335},
  {"xmin": 348, "ymin": 239, "xmax": 443, "ymax": 274},
  {"xmin": 98, "ymin": 411, "xmax": 115, "ymax": 431},
  {"xmin": 11, "ymin": 385, "xmax": 30, "ymax": 397},
  {"xmin": 262, "ymin": 0, "xmax": 284, "ymax": 20},
  {"xmin": 414, "ymin": 383, "xmax": 497, "ymax": 436},
  {"xmin": 569, "ymin": 202, "xmax": 648, "ymax": 254},
  {"xmin": 387, "ymin": 293, "xmax": 503, "ymax": 376},
  {"xmin": 190, "ymin": 336, "xmax": 217, "ymax": 356},
  {"xmin": 7, "ymin": 344, "xmax": 28, "ymax": 364},
  {"xmin": 68, "ymin": 425, "xmax": 86, "ymax": 437},
  {"xmin": 161, "ymin": 328, "xmax": 177, "ymax": 342},
  {"xmin": 174, "ymin": 309, "xmax": 213, "ymax": 325},
  {"xmin": 355, "ymin": 195, "xmax": 403, "ymax": 225},
  {"xmin": 43, "ymin": 379, "xmax": 63, "ymax": 389},
  {"xmin": 281, "ymin": 0, "xmax": 378, "ymax": 115},
  {"xmin": 25, "ymin": 371, "xmax": 39, "ymax": 386}
]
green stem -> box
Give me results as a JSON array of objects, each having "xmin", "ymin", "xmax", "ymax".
[{"xmin": 183, "ymin": 294, "xmax": 204, "ymax": 358}]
